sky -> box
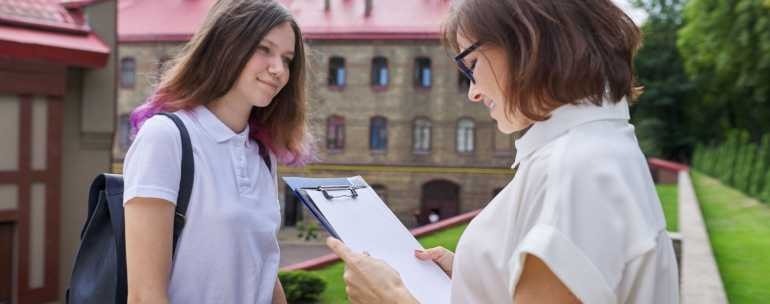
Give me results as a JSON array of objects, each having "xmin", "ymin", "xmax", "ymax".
[{"xmin": 613, "ymin": 0, "xmax": 649, "ymax": 25}]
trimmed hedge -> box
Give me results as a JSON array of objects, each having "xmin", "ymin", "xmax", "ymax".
[
  {"xmin": 278, "ymin": 270, "xmax": 326, "ymax": 303},
  {"xmin": 693, "ymin": 131, "xmax": 770, "ymax": 204}
]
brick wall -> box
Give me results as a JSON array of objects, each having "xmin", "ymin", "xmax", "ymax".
[{"xmin": 116, "ymin": 39, "xmax": 518, "ymax": 227}]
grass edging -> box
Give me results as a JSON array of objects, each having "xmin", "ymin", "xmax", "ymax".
[{"xmin": 691, "ymin": 171, "xmax": 770, "ymax": 303}]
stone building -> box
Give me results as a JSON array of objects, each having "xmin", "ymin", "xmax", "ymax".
[
  {"xmin": 116, "ymin": 0, "xmax": 516, "ymax": 228},
  {"xmin": 0, "ymin": 0, "xmax": 117, "ymax": 302}
]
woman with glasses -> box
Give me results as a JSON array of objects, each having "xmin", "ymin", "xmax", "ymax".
[{"xmin": 327, "ymin": 0, "xmax": 679, "ymax": 303}]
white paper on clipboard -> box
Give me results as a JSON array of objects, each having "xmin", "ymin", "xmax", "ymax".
[{"xmin": 304, "ymin": 177, "xmax": 451, "ymax": 304}]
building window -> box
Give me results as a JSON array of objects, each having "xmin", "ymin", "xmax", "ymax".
[
  {"xmin": 414, "ymin": 57, "xmax": 432, "ymax": 88},
  {"xmin": 326, "ymin": 115, "xmax": 345, "ymax": 150},
  {"xmin": 328, "ymin": 56, "xmax": 346, "ymax": 87},
  {"xmin": 370, "ymin": 116, "xmax": 388, "ymax": 151},
  {"xmin": 458, "ymin": 70, "xmax": 470, "ymax": 91},
  {"xmin": 117, "ymin": 114, "xmax": 133, "ymax": 154},
  {"xmin": 120, "ymin": 57, "xmax": 136, "ymax": 88},
  {"xmin": 371, "ymin": 57, "xmax": 389, "ymax": 88},
  {"xmin": 457, "ymin": 118, "xmax": 475, "ymax": 153},
  {"xmin": 413, "ymin": 117, "xmax": 431, "ymax": 153}
]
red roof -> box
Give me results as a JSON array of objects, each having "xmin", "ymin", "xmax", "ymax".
[
  {"xmin": 119, "ymin": 0, "xmax": 451, "ymax": 42},
  {"xmin": 0, "ymin": 0, "xmax": 110, "ymax": 68}
]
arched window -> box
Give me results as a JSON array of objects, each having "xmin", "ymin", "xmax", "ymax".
[
  {"xmin": 328, "ymin": 56, "xmax": 346, "ymax": 87},
  {"xmin": 120, "ymin": 57, "xmax": 136, "ymax": 88},
  {"xmin": 370, "ymin": 116, "xmax": 388, "ymax": 151},
  {"xmin": 413, "ymin": 117, "xmax": 432, "ymax": 153},
  {"xmin": 326, "ymin": 115, "xmax": 345, "ymax": 150},
  {"xmin": 456, "ymin": 118, "xmax": 475, "ymax": 153},
  {"xmin": 414, "ymin": 57, "xmax": 432, "ymax": 88},
  {"xmin": 419, "ymin": 180, "xmax": 460, "ymax": 225},
  {"xmin": 371, "ymin": 57, "xmax": 389, "ymax": 88}
]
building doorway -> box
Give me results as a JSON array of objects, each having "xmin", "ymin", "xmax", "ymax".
[
  {"xmin": 283, "ymin": 185, "xmax": 302, "ymax": 227},
  {"xmin": 0, "ymin": 222, "xmax": 14, "ymax": 304},
  {"xmin": 419, "ymin": 180, "xmax": 460, "ymax": 225}
]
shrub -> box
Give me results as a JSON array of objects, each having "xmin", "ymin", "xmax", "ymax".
[
  {"xmin": 296, "ymin": 221, "xmax": 320, "ymax": 241},
  {"xmin": 278, "ymin": 270, "xmax": 327, "ymax": 304},
  {"xmin": 693, "ymin": 130, "xmax": 770, "ymax": 205},
  {"xmin": 735, "ymin": 142, "xmax": 756, "ymax": 194},
  {"xmin": 750, "ymin": 134, "xmax": 770, "ymax": 197}
]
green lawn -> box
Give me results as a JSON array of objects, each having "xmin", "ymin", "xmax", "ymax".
[
  {"xmin": 311, "ymin": 186, "xmax": 678, "ymax": 303},
  {"xmin": 691, "ymin": 171, "xmax": 770, "ymax": 303},
  {"xmin": 657, "ymin": 184, "xmax": 679, "ymax": 231}
]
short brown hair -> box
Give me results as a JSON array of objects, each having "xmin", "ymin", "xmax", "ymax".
[{"xmin": 443, "ymin": 0, "xmax": 642, "ymax": 121}]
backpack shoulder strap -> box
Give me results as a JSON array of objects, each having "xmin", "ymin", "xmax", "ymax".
[{"xmin": 154, "ymin": 112, "xmax": 194, "ymax": 256}]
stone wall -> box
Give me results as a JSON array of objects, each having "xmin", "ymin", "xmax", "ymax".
[{"xmin": 304, "ymin": 39, "xmax": 514, "ymax": 168}]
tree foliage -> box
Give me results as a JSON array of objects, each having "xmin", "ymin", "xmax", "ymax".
[
  {"xmin": 631, "ymin": 0, "xmax": 697, "ymax": 160},
  {"xmin": 678, "ymin": 0, "xmax": 770, "ymax": 139}
]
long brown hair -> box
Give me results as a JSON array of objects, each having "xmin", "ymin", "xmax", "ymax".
[
  {"xmin": 443, "ymin": 0, "xmax": 642, "ymax": 121},
  {"xmin": 131, "ymin": 0, "xmax": 313, "ymax": 165}
]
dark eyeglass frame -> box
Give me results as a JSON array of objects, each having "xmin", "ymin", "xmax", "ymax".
[{"xmin": 454, "ymin": 42, "xmax": 482, "ymax": 84}]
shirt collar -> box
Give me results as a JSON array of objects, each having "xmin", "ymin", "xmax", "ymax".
[
  {"xmin": 191, "ymin": 105, "xmax": 250, "ymax": 145},
  {"xmin": 513, "ymin": 97, "xmax": 630, "ymax": 168}
]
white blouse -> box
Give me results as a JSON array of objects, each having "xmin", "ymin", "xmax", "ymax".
[
  {"xmin": 123, "ymin": 105, "xmax": 280, "ymax": 304},
  {"xmin": 451, "ymin": 99, "xmax": 679, "ymax": 303}
]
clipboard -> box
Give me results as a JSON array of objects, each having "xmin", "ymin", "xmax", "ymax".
[{"xmin": 283, "ymin": 176, "xmax": 452, "ymax": 304}]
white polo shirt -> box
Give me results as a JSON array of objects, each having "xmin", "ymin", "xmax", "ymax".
[
  {"xmin": 123, "ymin": 105, "xmax": 280, "ymax": 304},
  {"xmin": 451, "ymin": 99, "xmax": 679, "ymax": 303}
]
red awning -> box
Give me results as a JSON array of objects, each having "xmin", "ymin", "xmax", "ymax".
[
  {"xmin": 0, "ymin": 25, "xmax": 109, "ymax": 68},
  {"xmin": 0, "ymin": 0, "xmax": 110, "ymax": 68}
]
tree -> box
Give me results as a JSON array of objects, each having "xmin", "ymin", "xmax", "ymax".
[
  {"xmin": 678, "ymin": 0, "xmax": 770, "ymax": 139},
  {"xmin": 631, "ymin": 0, "xmax": 698, "ymax": 161}
]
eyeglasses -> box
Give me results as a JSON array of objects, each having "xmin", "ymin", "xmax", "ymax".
[{"xmin": 454, "ymin": 42, "xmax": 482, "ymax": 84}]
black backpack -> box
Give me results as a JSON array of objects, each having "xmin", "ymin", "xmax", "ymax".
[
  {"xmin": 66, "ymin": 113, "xmax": 194, "ymax": 304},
  {"xmin": 66, "ymin": 112, "xmax": 273, "ymax": 304}
]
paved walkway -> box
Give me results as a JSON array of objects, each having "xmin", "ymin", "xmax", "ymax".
[
  {"xmin": 279, "ymin": 243, "xmax": 331, "ymax": 267},
  {"xmin": 678, "ymin": 171, "xmax": 728, "ymax": 304},
  {"xmin": 277, "ymin": 226, "xmax": 332, "ymax": 268}
]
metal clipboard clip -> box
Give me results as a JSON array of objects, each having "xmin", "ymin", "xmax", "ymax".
[{"xmin": 301, "ymin": 185, "xmax": 368, "ymax": 200}]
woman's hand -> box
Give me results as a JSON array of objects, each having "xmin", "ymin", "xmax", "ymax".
[
  {"xmin": 326, "ymin": 238, "xmax": 419, "ymax": 304},
  {"xmin": 415, "ymin": 246, "xmax": 454, "ymax": 277}
]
